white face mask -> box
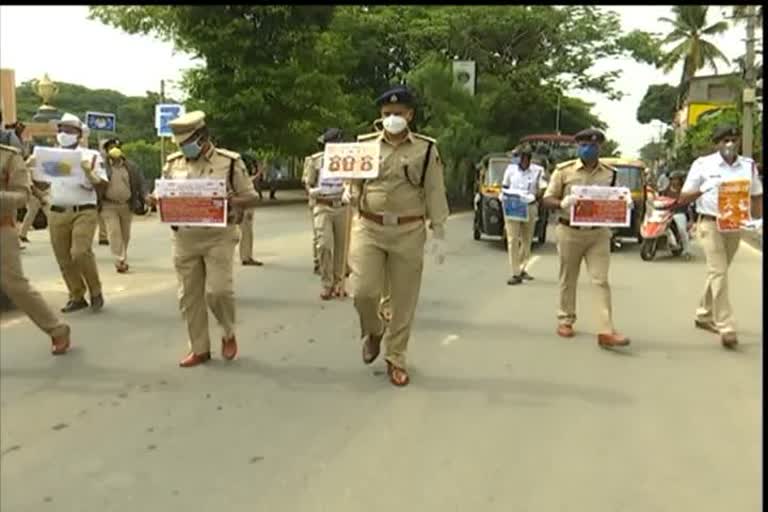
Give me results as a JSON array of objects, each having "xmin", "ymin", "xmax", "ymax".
[
  {"xmin": 382, "ymin": 115, "xmax": 408, "ymax": 135},
  {"xmin": 57, "ymin": 132, "xmax": 79, "ymax": 148}
]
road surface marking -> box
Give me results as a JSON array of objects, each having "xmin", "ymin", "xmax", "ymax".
[{"xmin": 441, "ymin": 334, "xmax": 460, "ymax": 346}]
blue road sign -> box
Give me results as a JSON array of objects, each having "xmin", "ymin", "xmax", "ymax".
[
  {"xmin": 155, "ymin": 104, "xmax": 185, "ymax": 137},
  {"xmin": 85, "ymin": 111, "xmax": 116, "ymax": 132}
]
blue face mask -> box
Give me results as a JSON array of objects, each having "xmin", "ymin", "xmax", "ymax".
[
  {"xmin": 181, "ymin": 137, "xmax": 203, "ymax": 159},
  {"xmin": 578, "ymin": 143, "xmax": 599, "ymax": 161}
]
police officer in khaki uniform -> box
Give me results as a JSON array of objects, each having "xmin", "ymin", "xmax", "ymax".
[
  {"xmin": 1, "ymin": 143, "xmax": 72, "ymax": 354},
  {"xmin": 29, "ymin": 113, "xmax": 108, "ymax": 313},
  {"xmin": 675, "ymin": 124, "xmax": 763, "ymax": 348},
  {"xmin": 238, "ymin": 155, "xmax": 263, "ymax": 267},
  {"xmin": 101, "ymin": 138, "xmax": 146, "ymax": 273},
  {"xmin": 301, "ymin": 153, "xmax": 321, "ymax": 275},
  {"xmin": 345, "ymin": 86, "xmax": 449, "ymax": 387},
  {"xmin": 154, "ymin": 111, "xmax": 259, "ymax": 367},
  {"xmin": 304, "ymin": 128, "xmax": 347, "ymax": 299},
  {"xmin": 543, "ymin": 128, "xmax": 631, "ymax": 348}
]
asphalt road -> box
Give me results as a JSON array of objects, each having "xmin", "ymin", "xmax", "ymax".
[{"xmin": 0, "ymin": 205, "xmax": 762, "ymax": 512}]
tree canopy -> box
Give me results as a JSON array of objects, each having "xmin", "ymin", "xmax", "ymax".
[
  {"xmin": 636, "ymin": 84, "xmax": 679, "ymax": 125},
  {"xmin": 87, "ymin": 5, "xmax": 663, "ymax": 198}
]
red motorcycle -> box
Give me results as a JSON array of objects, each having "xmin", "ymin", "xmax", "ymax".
[{"xmin": 639, "ymin": 195, "xmax": 686, "ymax": 261}]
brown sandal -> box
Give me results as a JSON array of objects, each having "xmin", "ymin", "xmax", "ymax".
[
  {"xmin": 386, "ymin": 361, "xmax": 410, "ymax": 387},
  {"xmin": 333, "ymin": 285, "xmax": 348, "ymax": 299},
  {"xmin": 320, "ymin": 288, "xmax": 334, "ymax": 301},
  {"xmin": 362, "ymin": 333, "xmax": 383, "ymax": 365}
]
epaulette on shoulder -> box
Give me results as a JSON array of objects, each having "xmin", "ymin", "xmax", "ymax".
[
  {"xmin": 0, "ymin": 143, "xmax": 20, "ymax": 155},
  {"xmin": 600, "ymin": 161, "xmax": 617, "ymax": 172},
  {"xmin": 215, "ymin": 147, "xmax": 241, "ymax": 160},
  {"xmin": 311, "ymin": 151, "xmax": 324, "ymax": 159},
  {"xmin": 554, "ymin": 159, "xmax": 578, "ymax": 172},
  {"xmin": 357, "ymin": 132, "xmax": 381, "ymax": 142},
  {"xmin": 412, "ymin": 133, "xmax": 437, "ymax": 144},
  {"xmin": 166, "ymin": 151, "xmax": 184, "ymax": 162}
]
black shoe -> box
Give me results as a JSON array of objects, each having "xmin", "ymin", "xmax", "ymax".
[
  {"xmin": 507, "ymin": 275, "xmax": 523, "ymax": 286},
  {"xmin": 90, "ymin": 294, "xmax": 104, "ymax": 312},
  {"xmin": 61, "ymin": 299, "xmax": 89, "ymax": 313},
  {"xmin": 242, "ymin": 258, "xmax": 263, "ymax": 266},
  {"xmin": 99, "ymin": 239, "xmax": 109, "ymax": 246},
  {"xmin": 521, "ymin": 271, "xmax": 534, "ymax": 281},
  {"xmin": 19, "ymin": 236, "xmax": 29, "ymax": 243}
]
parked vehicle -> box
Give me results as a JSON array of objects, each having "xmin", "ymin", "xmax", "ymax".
[
  {"xmin": 473, "ymin": 153, "xmax": 510, "ymax": 243},
  {"xmin": 639, "ymin": 194, "xmax": 689, "ymax": 261}
]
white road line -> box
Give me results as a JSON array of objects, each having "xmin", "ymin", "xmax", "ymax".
[{"xmin": 441, "ymin": 334, "xmax": 460, "ymax": 346}]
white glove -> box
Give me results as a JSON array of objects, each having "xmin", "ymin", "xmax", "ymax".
[
  {"xmin": 700, "ymin": 177, "xmax": 722, "ymax": 193},
  {"xmin": 741, "ymin": 218, "xmax": 763, "ymax": 231},
  {"xmin": 623, "ymin": 193, "xmax": 634, "ymax": 209},
  {"xmin": 341, "ymin": 185, "xmax": 353, "ymax": 205},
  {"xmin": 560, "ymin": 195, "xmax": 577, "ymax": 209},
  {"xmin": 308, "ymin": 187, "xmax": 322, "ymax": 199},
  {"xmin": 430, "ymin": 238, "xmax": 446, "ymax": 265},
  {"xmin": 523, "ymin": 192, "xmax": 537, "ymax": 204}
]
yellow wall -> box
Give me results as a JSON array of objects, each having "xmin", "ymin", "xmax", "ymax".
[{"xmin": 687, "ymin": 102, "xmax": 734, "ymax": 127}]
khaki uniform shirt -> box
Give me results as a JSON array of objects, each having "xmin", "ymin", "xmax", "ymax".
[
  {"xmin": 302, "ymin": 152, "xmax": 323, "ymax": 207},
  {"xmin": 350, "ymin": 131, "xmax": 449, "ymax": 239},
  {"xmin": 105, "ymin": 161, "xmax": 132, "ymax": 203},
  {"xmin": 544, "ymin": 159, "xmax": 617, "ymax": 222},
  {"xmin": 0, "ymin": 144, "xmax": 30, "ymax": 216},
  {"xmin": 162, "ymin": 144, "xmax": 257, "ymax": 225}
]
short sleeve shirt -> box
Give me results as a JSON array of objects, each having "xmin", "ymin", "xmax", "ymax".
[
  {"xmin": 501, "ymin": 163, "xmax": 544, "ymax": 196},
  {"xmin": 681, "ymin": 151, "xmax": 763, "ymax": 216}
]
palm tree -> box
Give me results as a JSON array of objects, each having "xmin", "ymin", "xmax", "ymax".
[{"xmin": 658, "ymin": 6, "xmax": 730, "ymax": 84}]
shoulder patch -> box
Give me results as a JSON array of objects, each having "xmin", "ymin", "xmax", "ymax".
[
  {"xmin": 412, "ymin": 133, "xmax": 436, "ymax": 144},
  {"xmin": 357, "ymin": 132, "xmax": 381, "ymax": 142},
  {"xmin": 166, "ymin": 151, "xmax": 184, "ymax": 162},
  {"xmin": 0, "ymin": 143, "xmax": 21, "ymax": 155},
  {"xmin": 214, "ymin": 147, "xmax": 241, "ymax": 160}
]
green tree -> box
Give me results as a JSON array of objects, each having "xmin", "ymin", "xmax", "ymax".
[
  {"xmin": 637, "ymin": 84, "xmax": 679, "ymax": 125},
  {"xmin": 658, "ymin": 6, "xmax": 730, "ymax": 86},
  {"xmin": 122, "ymin": 140, "xmax": 162, "ymax": 188},
  {"xmin": 600, "ymin": 139, "xmax": 621, "ymax": 158},
  {"xmin": 639, "ymin": 140, "xmax": 666, "ymax": 163}
]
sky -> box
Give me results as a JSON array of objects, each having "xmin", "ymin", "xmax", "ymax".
[{"xmin": 0, "ymin": 5, "xmax": 760, "ymax": 156}]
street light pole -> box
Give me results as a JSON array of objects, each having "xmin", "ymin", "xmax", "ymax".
[
  {"xmin": 742, "ymin": 5, "xmax": 757, "ymax": 158},
  {"xmin": 160, "ymin": 79, "xmax": 166, "ymax": 168}
]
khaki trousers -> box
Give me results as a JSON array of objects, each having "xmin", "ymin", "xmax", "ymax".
[
  {"xmin": 172, "ymin": 225, "xmax": 240, "ymax": 354},
  {"xmin": 19, "ymin": 194, "xmax": 47, "ymax": 238},
  {"xmin": 379, "ymin": 272, "xmax": 391, "ymax": 318},
  {"xmin": 349, "ymin": 216, "xmax": 426, "ymax": 369},
  {"xmin": 48, "ymin": 208, "xmax": 102, "ymax": 301},
  {"xmin": 310, "ymin": 205, "xmax": 319, "ymax": 267},
  {"xmin": 695, "ymin": 218, "xmax": 741, "ymax": 334},
  {"xmin": 239, "ymin": 209, "xmax": 254, "ymax": 261},
  {"xmin": 101, "ymin": 202, "xmax": 132, "ymax": 264},
  {"xmin": 504, "ymin": 207, "xmax": 537, "ymax": 276},
  {"xmin": 98, "ymin": 212, "xmax": 108, "ymax": 242},
  {"xmin": 555, "ymin": 224, "xmax": 614, "ymax": 333},
  {"xmin": 0, "ymin": 226, "xmax": 68, "ymax": 338},
  {"xmin": 313, "ymin": 205, "xmax": 346, "ymax": 288}
]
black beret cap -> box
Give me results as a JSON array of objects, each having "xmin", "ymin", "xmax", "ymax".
[
  {"xmin": 375, "ymin": 85, "xmax": 416, "ymax": 107},
  {"xmin": 711, "ymin": 124, "xmax": 740, "ymax": 143},
  {"xmin": 318, "ymin": 128, "xmax": 344, "ymax": 144},
  {"xmin": 574, "ymin": 128, "xmax": 606, "ymax": 144}
]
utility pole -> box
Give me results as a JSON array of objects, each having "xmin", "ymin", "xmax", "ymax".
[
  {"xmin": 742, "ymin": 5, "xmax": 757, "ymax": 158},
  {"xmin": 160, "ymin": 79, "xmax": 166, "ymax": 167}
]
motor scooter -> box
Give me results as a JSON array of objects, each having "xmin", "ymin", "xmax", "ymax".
[{"xmin": 639, "ymin": 195, "xmax": 688, "ymax": 261}]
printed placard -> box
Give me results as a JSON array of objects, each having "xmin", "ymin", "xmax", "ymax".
[
  {"xmin": 32, "ymin": 147, "xmax": 84, "ymax": 183},
  {"xmin": 155, "ymin": 178, "xmax": 227, "ymax": 227},
  {"xmin": 501, "ymin": 192, "xmax": 529, "ymax": 221},
  {"xmin": 716, "ymin": 179, "xmax": 751, "ymax": 232},
  {"xmin": 570, "ymin": 185, "xmax": 631, "ymax": 227},
  {"xmin": 319, "ymin": 142, "xmax": 380, "ymax": 180}
]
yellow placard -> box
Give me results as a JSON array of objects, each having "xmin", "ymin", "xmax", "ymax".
[{"xmin": 716, "ymin": 179, "xmax": 750, "ymax": 232}]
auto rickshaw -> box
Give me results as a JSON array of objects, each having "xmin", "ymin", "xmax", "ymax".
[
  {"xmin": 599, "ymin": 157, "xmax": 648, "ymax": 248},
  {"xmin": 473, "ymin": 152, "xmax": 512, "ymax": 242}
]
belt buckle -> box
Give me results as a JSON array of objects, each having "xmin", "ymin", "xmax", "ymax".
[{"xmin": 382, "ymin": 214, "xmax": 398, "ymax": 226}]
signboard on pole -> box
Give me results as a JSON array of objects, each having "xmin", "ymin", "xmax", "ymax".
[
  {"xmin": 452, "ymin": 60, "xmax": 477, "ymax": 96},
  {"xmin": 155, "ymin": 104, "xmax": 185, "ymax": 137},
  {"xmin": 85, "ymin": 111, "xmax": 116, "ymax": 132}
]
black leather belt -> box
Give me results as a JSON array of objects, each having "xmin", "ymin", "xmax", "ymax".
[
  {"xmin": 558, "ymin": 218, "xmax": 599, "ymax": 230},
  {"xmin": 50, "ymin": 204, "xmax": 96, "ymax": 213},
  {"xmin": 699, "ymin": 214, "xmax": 717, "ymax": 221},
  {"xmin": 316, "ymin": 197, "xmax": 343, "ymax": 207}
]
